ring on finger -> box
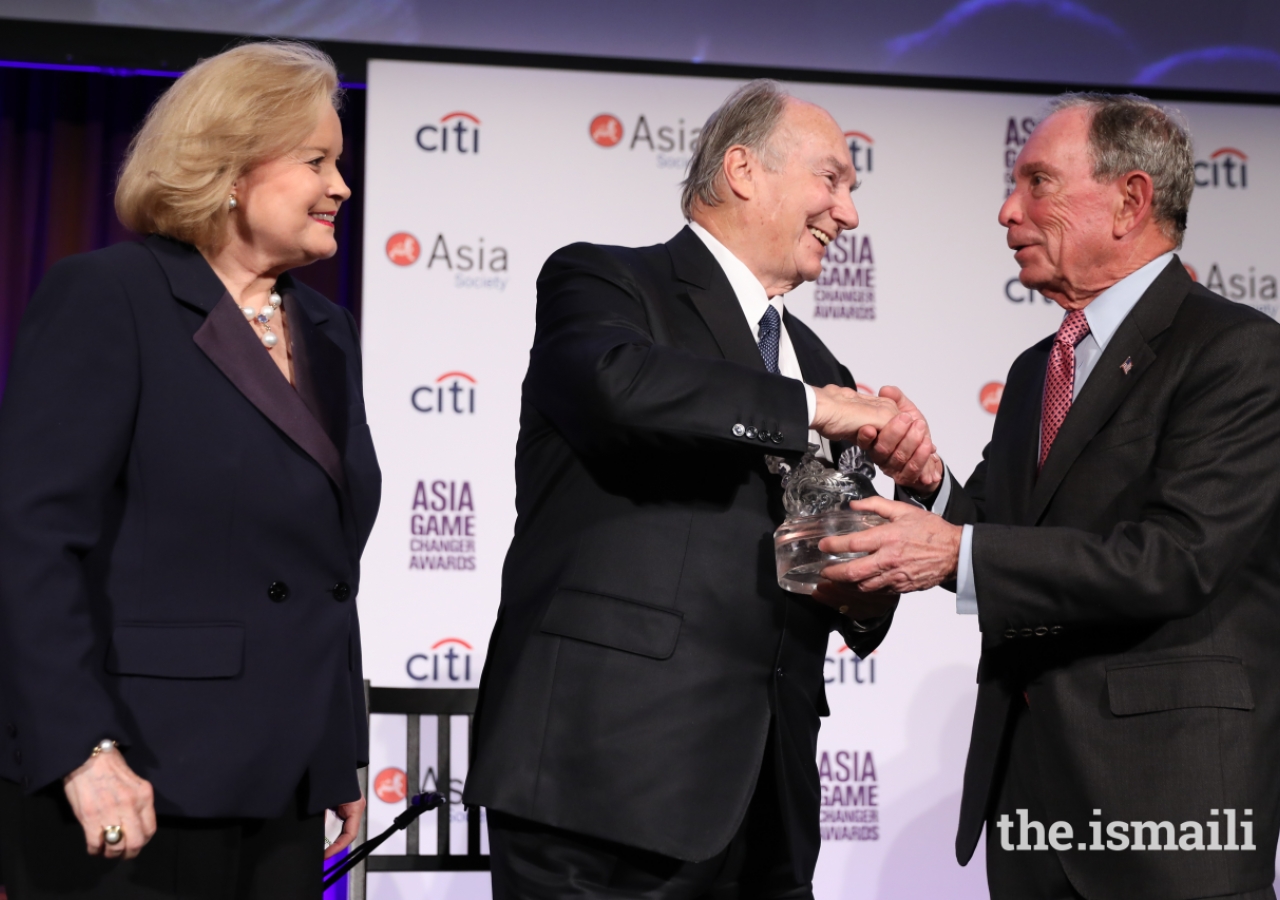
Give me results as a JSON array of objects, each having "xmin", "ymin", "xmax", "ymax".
[{"xmin": 103, "ymin": 824, "xmax": 124, "ymax": 846}]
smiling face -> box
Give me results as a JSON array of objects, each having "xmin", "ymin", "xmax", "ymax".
[
  {"xmin": 999, "ymin": 107, "xmax": 1125, "ymax": 307},
  {"xmin": 749, "ymin": 102, "xmax": 859, "ymax": 295},
  {"xmin": 231, "ymin": 100, "xmax": 350, "ymax": 271}
]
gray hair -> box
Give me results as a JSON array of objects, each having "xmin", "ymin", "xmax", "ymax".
[
  {"xmin": 1046, "ymin": 92, "xmax": 1194, "ymax": 247},
  {"xmin": 681, "ymin": 80, "xmax": 791, "ymax": 220}
]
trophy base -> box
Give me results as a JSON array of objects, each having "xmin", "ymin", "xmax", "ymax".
[{"xmin": 774, "ymin": 510, "xmax": 887, "ymax": 595}]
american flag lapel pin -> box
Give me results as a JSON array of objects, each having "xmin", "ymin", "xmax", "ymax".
[{"xmin": 1121, "ymin": 357, "xmax": 1134, "ymax": 375}]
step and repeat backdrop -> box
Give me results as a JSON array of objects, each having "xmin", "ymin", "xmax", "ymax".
[{"xmin": 354, "ymin": 58, "xmax": 1278, "ymax": 898}]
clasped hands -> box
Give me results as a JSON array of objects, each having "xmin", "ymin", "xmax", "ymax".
[{"xmin": 807, "ymin": 384, "xmax": 963, "ymax": 619}]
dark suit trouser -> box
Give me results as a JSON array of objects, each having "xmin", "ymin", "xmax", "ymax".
[
  {"xmin": 488, "ymin": 735, "xmax": 811, "ymax": 900},
  {"xmin": 0, "ymin": 778, "xmax": 321, "ymax": 900},
  {"xmin": 985, "ymin": 702, "xmax": 1276, "ymax": 900}
]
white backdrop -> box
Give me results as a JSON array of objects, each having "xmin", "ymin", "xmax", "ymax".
[{"xmin": 355, "ymin": 58, "xmax": 1280, "ymax": 898}]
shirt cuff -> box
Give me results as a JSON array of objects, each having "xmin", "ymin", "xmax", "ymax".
[
  {"xmin": 805, "ymin": 384, "xmax": 818, "ymax": 427},
  {"xmin": 897, "ymin": 466, "xmax": 952, "ymax": 513},
  {"xmin": 956, "ymin": 524, "xmax": 978, "ymax": 615}
]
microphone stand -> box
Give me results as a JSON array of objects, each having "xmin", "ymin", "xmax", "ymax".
[{"xmin": 322, "ymin": 791, "xmax": 446, "ymax": 889}]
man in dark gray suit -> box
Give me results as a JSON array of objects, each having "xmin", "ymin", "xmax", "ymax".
[
  {"xmin": 823, "ymin": 93, "xmax": 1280, "ymax": 900},
  {"xmin": 465, "ymin": 81, "xmax": 939, "ymax": 898}
]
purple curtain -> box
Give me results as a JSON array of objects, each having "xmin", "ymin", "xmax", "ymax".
[{"xmin": 0, "ymin": 66, "xmax": 365, "ymax": 400}]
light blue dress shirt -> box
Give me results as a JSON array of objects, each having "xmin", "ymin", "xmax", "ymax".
[{"xmin": 951, "ymin": 252, "xmax": 1174, "ymax": 614}]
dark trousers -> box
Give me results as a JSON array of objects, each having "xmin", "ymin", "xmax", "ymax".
[
  {"xmin": 488, "ymin": 745, "xmax": 811, "ymax": 900},
  {"xmin": 0, "ymin": 778, "xmax": 321, "ymax": 900},
  {"xmin": 985, "ymin": 702, "xmax": 1276, "ymax": 900}
]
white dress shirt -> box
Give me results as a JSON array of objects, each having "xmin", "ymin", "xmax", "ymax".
[
  {"xmin": 952, "ymin": 252, "xmax": 1174, "ymax": 614},
  {"xmin": 688, "ymin": 222, "xmax": 825, "ymax": 453}
]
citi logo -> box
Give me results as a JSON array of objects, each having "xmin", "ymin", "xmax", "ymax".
[
  {"xmin": 406, "ymin": 637, "xmax": 475, "ymax": 683},
  {"xmin": 844, "ymin": 131, "xmax": 874, "ymax": 175},
  {"xmin": 825, "ymin": 645, "xmax": 877, "ymax": 685},
  {"xmin": 412, "ymin": 372, "xmax": 477, "ymax": 414},
  {"xmin": 416, "ymin": 111, "xmax": 481, "ymax": 154},
  {"xmin": 1195, "ymin": 148, "xmax": 1248, "ymax": 189}
]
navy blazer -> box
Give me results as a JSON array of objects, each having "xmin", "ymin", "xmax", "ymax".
[{"xmin": 0, "ymin": 236, "xmax": 381, "ymax": 818}]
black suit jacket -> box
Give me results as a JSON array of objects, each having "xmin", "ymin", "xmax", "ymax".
[
  {"xmin": 0, "ymin": 236, "xmax": 381, "ymax": 818},
  {"xmin": 945, "ymin": 258, "xmax": 1280, "ymax": 900},
  {"xmin": 464, "ymin": 227, "xmax": 892, "ymax": 870}
]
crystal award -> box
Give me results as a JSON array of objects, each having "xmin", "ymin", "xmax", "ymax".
[{"xmin": 773, "ymin": 445, "xmax": 886, "ymax": 595}]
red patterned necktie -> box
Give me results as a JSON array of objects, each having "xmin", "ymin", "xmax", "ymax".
[{"xmin": 1039, "ymin": 309, "xmax": 1090, "ymax": 470}]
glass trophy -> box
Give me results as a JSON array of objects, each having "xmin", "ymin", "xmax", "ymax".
[{"xmin": 772, "ymin": 445, "xmax": 886, "ymax": 595}]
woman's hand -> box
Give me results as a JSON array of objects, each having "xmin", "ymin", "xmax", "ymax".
[
  {"xmin": 62, "ymin": 747, "xmax": 157, "ymax": 860},
  {"xmin": 326, "ymin": 794, "xmax": 366, "ymax": 859}
]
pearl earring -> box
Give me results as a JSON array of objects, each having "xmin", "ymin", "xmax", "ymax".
[{"xmin": 228, "ymin": 195, "xmax": 238, "ymax": 210}]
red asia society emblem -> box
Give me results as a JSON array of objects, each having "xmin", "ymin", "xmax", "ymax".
[
  {"xmin": 589, "ymin": 114, "xmax": 624, "ymax": 147},
  {"xmin": 386, "ymin": 232, "xmax": 421, "ymax": 266},
  {"xmin": 373, "ymin": 767, "xmax": 408, "ymax": 803},
  {"xmin": 979, "ymin": 382, "xmax": 1004, "ymax": 414}
]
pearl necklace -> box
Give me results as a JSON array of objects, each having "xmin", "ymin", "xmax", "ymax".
[{"xmin": 241, "ymin": 287, "xmax": 283, "ymax": 348}]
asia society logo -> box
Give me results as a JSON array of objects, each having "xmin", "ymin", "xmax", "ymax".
[
  {"xmin": 412, "ymin": 372, "xmax": 477, "ymax": 415},
  {"xmin": 409, "ymin": 480, "xmax": 475, "ymax": 571},
  {"xmin": 980, "ymin": 382, "xmax": 1004, "ymax": 414},
  {"xmin": 587, "ymin": 112, "xmax": 702, "ymax": 169},
  {"xmin": 416, "ymin": 111, "xmax": 481, "ymax": 154},
  {"xmin": 1195, "ymin": 147, "xmax": 1247, "ymax": 189},
  {"xmin": 406, "ymin": 637, "xmax": 476, "ymax": 683},
  {"xmin": 373, "ymin": 762, "xmax": 464, "ymax": 806},
  {"xmin": 814, "ymin": 233, "xmax": 874, "ymax": 321},
  {"xmin": 1187, "ymin": 261, "xmax": 1277, "ymax": 318},
  {"xmin": 384, "ymin": 230, "xmax": 509, "ymax": 291},
  {"xmin": 825, "ymin": 645, "xmax": 877, "ymax": 685},
  {"xmin": 819, "ymin": 749, "xmax": 880, "ymax": 841},
  {"xmin": 1003, "ymin": 114, "xmax": 1037, "ymax": 197},
  {"xmin": 845, "ymin": 131, "xmax": 874, "ymax": 176}
]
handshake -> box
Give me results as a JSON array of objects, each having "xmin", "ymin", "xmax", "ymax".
[
  {"xmin": 809, "ymin": 383, "xmax": 943, "ymax": 495},
  {"xmin": 802, "ymin": 383, "xmax": 963, "ymax": 622}
]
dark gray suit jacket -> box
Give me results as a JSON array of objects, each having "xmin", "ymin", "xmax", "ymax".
[
  {"xmin": 464, "ymin": 227, "xmax": 891, "ymax": 873},
  {"xmin": 945, "ymin": 258, "xmax": 1280, "ymax": 900}
]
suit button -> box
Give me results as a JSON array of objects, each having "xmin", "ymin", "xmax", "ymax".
[
  {"xmin": 1003, "ymin": 629, "xmax": 1017, "ymax": 639},
  {"xmin": 776, "ymin": 667, "xmax": 785, "ymax": 678},
  {"xmin": 1034, "ymin": 626, "xmax": 1048, "ymax": 636},
  {"xmin": 757, "ymin": 430, "xmax": 770, "ymax": 442},
  {"xmin": 1018, "ymin": 628, "xmax": 1033, "ymax": 639},
  {"xmin": 745, "ymin": 426, "xmax": 758, "ymax": 439},
  {"xmin": 732, "ymin": 423, "xmax": 746, "ymax": 437},
  {"xmin": 771, "ymin": 433, "xmax": 783, "ymax": 444},
  {"xmin": 267, "ymin": 581, "xmax": 290, "ymax": 603},
  {"xmin": 1050, "ymin": 625, "xmax": 1063, "ymax": 635},
  {"xmin": 332, "ymin": 582, "xmax": 352, "ymax": 603}
]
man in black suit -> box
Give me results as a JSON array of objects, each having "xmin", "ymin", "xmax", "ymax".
[
  {"xmin": 464, "ymin": 80, "xmax": 938, "ymax": 898},
  {"xmin": 822, "ymin": 94, "xmax": 1280, "ymax": 899}
]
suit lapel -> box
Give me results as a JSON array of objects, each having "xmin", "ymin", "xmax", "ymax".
[
  {"xmin": 784, "ymin": 310, "xmax": 841, "ymax": 388},
  {"xmin": 666, "ymin": 226, "xmax": 767, "ymax": 372},
  {"xmin": 282, "ymin": 283, "xmax": 349, "ymax": 457},
  {"xmin": 144, "ymin": 237, "xmax": 347, "ymax": 491},
  {"xmin": 193, "ymin": 294, "xmax": 347, "ymax": 490},
  {"xmin": 1007, "ymin": 342, "xmax": 1049, "ymax": 525},
  {"xmin": 1028, "ymin": 258, "xmax": 1190, "ymax": 523}
]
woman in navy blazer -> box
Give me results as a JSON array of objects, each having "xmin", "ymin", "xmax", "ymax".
[{"xmin": 0, "ymin": 42, "xmax": 380, "ymax": 897}]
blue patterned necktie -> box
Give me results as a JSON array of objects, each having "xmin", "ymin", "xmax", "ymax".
[{"xmin": 758, "ymin": 305, "xmax": 781, "ymax": 374}]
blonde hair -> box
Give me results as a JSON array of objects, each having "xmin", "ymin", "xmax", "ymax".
[{"xmin": 115, "ymin": 41, "xmax": 341, "ymax": 250}]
